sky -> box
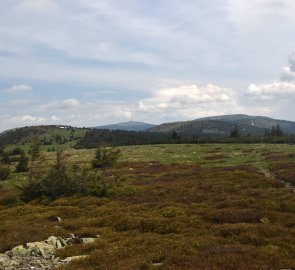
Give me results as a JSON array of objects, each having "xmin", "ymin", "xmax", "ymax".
[{"xmin": 1, "ymin": 0, "xmax": 295, "ymax": 131}]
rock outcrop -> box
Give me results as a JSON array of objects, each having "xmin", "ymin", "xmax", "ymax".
[{"xmin": 0, "ymin": 235, "xmax": 98, "ymax": 270}]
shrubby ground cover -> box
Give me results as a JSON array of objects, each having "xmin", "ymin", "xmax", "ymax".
[{"xmin": 0, "ymin": 144, "xmax": 294, "ymax": 269}]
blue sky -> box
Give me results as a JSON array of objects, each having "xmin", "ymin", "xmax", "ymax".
[{"xmin": 1, "ymin": 0, "xmax": 295, "ymax": 131}]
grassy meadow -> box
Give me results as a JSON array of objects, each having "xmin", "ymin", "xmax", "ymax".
[{"xmin": 0, "ymin": 143, "xmax": 295, "ymax": 269}]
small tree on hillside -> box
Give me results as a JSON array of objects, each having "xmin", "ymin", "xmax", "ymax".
[
  {"xmin": 92, "ymin": 146, "xmax": 121, "ymax": 169},
  {"xmin": 15, "ymin": 153, "xmax": 29, "ymax": 173},
  {"xmin": 1, "ymin": 152, "xmax": 11, "ymax": 164},
  {"xmin": 0, "ymin": 147, "xmax": 4, "ymax": 156},
  {"xmin": 20, "ymin": 148, "xmax": 108, "ymax": 201},
  {"xmin": 172, "ymin": 131, "xmax": 179, "ymax": 140},
  {"xmin": 29, "ymin": 136, "xmax": 42, "ymax": 179},
  {"xmin": 230, "ymin": 126, "xmax": 240, "ymax": 138},
  {"xmin": 11, "ymin": 147, "xmax": 24, "ymax": 156}
]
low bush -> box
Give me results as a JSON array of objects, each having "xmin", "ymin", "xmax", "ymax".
[
  {"xmin": 0, "ymin": 165, "xmax": 10, "ymax": 181},
  {"xmin": 20, "ymin": 167, "xmax": 109, "ymax": 201},
  {"xmin": 1, "ymin": 152, "xmax": 10, "ymax": 164},
  {"xmin": 10, "ymin": 147, "xmax": 24, "ymax": 156},
  {"xmin": 20, "ymin": 148, "xmax": 126, "ymax": 201}
]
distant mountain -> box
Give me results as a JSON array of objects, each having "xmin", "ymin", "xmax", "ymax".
[
  {"xmin": 200, "ymin": 114, "xmax": 295, "ymax": 133},
  {"xmin": 94, "ymin": 121, "xmax": 155, "ymax": 132},
  {"xmin": 148, "ymin": 114, "xmax": 295, "ymax": 137}
]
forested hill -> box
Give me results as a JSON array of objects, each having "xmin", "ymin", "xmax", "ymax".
[
  {"xmin": 149, "ymin": 114, "xmax": 295, "ymax": 136},
  {"xmin": 0, "ymin": 125, "xmax": 87, "ymax": 148}
]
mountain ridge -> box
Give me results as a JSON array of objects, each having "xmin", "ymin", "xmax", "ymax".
[
  {"xmin": 1, "ymin": 114, "xmax": 295, "ymax": 147},
  {"xmin": 148, "ymin": 114, "xmax": 295, "ymax": 136},
  {"xmin": 94, "ymin": 121, "xmax": 155, "ymax": 131}
]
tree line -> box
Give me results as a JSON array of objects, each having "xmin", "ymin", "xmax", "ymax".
[{"xmin": 75, "ymin": 127, "xmax": 295, "ymax": 149}]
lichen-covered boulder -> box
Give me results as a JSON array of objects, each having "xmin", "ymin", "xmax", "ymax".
[
  {"xmin": 46, "ymin": 236, "xmax": 67, "ymax": 249},
  {"xmin": 8, "ymin": 245, "xmax": 30, "ymax": 257},
  {"xmin": 0, "ymin": 254, "xmax": 11, "ymax": 263},
  {"xmin": 26, "ymin": 242, "xmax": 55, "ymax": 258}
]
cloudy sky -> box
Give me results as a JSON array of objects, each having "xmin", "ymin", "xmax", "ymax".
[{"xmin": 1, "ymin": 0, "xmax": 295, "ymax": 131}]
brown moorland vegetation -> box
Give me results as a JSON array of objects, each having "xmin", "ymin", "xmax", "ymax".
[{"xmin": 0, "ymin": 144, "xmax": 294, "ymax": 269}]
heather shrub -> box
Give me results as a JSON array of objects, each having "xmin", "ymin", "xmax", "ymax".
[{"xmin": 0, "ymin": 165, "xmax": 10, "ymax": 181}]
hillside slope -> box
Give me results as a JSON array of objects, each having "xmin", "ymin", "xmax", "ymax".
[
  {"xmin": 0, "ymin": 125, "xmax": 87, "ymax": 148},
  {"xmin": 149, "ymin": 114, "xmax": 295, "ymax": 136}
]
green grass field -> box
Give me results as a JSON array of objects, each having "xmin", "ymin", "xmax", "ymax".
[{"xmin": 0, "ymin": 144, "xmax": 294, "ymax": 269}]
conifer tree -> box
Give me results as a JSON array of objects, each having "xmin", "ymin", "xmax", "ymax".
[
  {"xmin": 29, "ymin": 136, "xmax": 41, "ymax": 179},
  {"xmin": 16, "ymin": 153, "xmax": 29, "ymax": 173},
  {"xmin": 92, "ymin": 146, "xmax": 121, "ymax": 169}
]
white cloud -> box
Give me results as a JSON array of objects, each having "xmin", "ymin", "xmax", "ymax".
[
  {"xmin": 139, "ymin": 84, "xmax": 236, "ymax": 110},
  {"xmin": 247, "ymin": 50, "xmax": 295, "ymax": 100},
  {"xmin": 281, "ymin": 50, "xmax": 295, "ymax": 81},
  {"xmin": 288, "ymin": 50, "xmax": 295, "ymax": 71},
  {"xmin": 51, "ymin": 115, "xmax": 60, "ymax": 121},
  {"xmin": 135, "ymin": 83, "xmax": 274, "ymax": 122},
  {"xmin": 138, "ymin": 84, "xmax": 239, "ymax": 119},
  {"xmin": 246, "ymin": 81, "xmax": 295, "ymax": 100},
  {"xmin": 9, "ymin": 115, "xmax": 46, "ymax": 124},
  {"xmin": 6, "ymin": 84, "xmax": 32, "ymax": 93},
  {"xmin": 282, "ymin": 66, "xmax": 295, "ymax": 81},
  {"xmin": 3, "ymin": 114, "xmax": 61, "ymax": 128},
  {"xmin": 44, "ymin": 98, "xmax": 80, "ymax": 110}
]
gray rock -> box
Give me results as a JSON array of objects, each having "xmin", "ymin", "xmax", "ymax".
[
  {"xmin": 57, "ymin": 216, "xmax": 62, "ymax": 223},
  {"xmin": 1, "ymin": 235, "xmax": 99, "ymax": 269},
  {"xmin": 0, "ymin": 254, "xmax": 11, "ymax": 263},
  {"xmin": 153, "ymin": 262, "xmax": 163, "ymax": 266},
  {"xmin": 46, "ymin": 236, "xmax": 66, "ymax": 249},
  {"xmin": 62, "ymin": 255, "xmax": 89, "ymax": 263},
  {"xmin": 81, "ymin": 237, "xmax": 96, "ymax": 244},
  {"xmin": 26, "ymin": 242, "xmax": 55, "ymax": 258},
  {"xmin": 9, "ymin": 245, "xmax": 31, "ymax": 257}
]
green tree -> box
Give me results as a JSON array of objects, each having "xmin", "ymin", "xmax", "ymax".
[
  {"xmin": 92, "ymin": 146, "xmax": 121, "ymax": 169},
  {"xmin": 270, "ymin": 125, "xmax": 284, "ymax": 136},
  {"xmin": 230, "ymin": 126, "xmax": 240, "ymax": 138},
  {"xmin": 10, "ymin": 147, "xmax": 24, "ymax": 156},
  {"xmin": 55, "ymin": 134, "xmax": 62, "ymax": 144},
  {"xmin": 0, "ymin": 147, "xmax": 4, "ymax": 156},
  {"xmin": 21, "ymin": 149, "xmax": 108, "ymax": 201},
  {"xmin": 15, "ymin": 153, "xmax": 29, "ymax": 173},
  {"xmin": 29, "ymin": 136, "xmax": 42, "ymax": 179},
  {"xmin": 264, "ymin": 129, "xmax": 270, "ymax": 137},
  {"xmin": 1, "ymin": 152, "xmax": 11, "ymax": 164},
  {"xmin": 172, "ymin": 131, "xmax": 179, "ymax": 140},
  {"xmin": 275, "ymin": 124, "xmax": 284, "ymax": 136}
]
